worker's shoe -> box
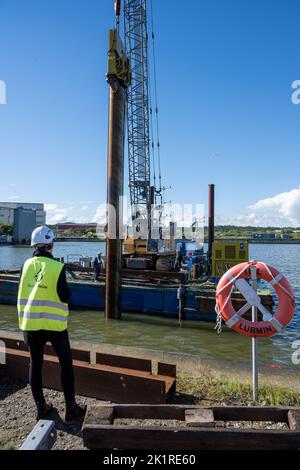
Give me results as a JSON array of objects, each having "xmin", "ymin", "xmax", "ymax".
[
  {"xmin": 65, "ymin": 402, "xmax": 86, "ymax": 425},
  {"xmin": 36, "ymin": 401, "xmax": 54, "ymax": 421}
]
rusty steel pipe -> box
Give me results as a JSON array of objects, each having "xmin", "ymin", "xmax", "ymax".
[
  {"xmin": 208, "ymin": 184, "xmax": 215, "ymax": 275},
  {"xmin": 105, "ymin": 81, "xmax": 126, "ymax": 320}
]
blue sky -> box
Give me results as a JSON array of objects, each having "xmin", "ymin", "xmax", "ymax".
[{"xmin": 0, "ymin": 0, "xmax": 300, "ymax": 226}]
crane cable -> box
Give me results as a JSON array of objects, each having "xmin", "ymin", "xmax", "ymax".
[
  {"xmin": 149, "ymin": 0, "xmax": 162, "ymax": 200},
  {"xmin": 148, "ymin": 46, "xmax": 157, "ymax": 191}
]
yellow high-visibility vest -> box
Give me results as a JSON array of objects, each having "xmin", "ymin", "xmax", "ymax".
[{"xmin": 18, "ymin": 256, "xmax": 69, "ymax": 331}]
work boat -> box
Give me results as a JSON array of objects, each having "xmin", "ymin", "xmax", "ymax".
[{"xmin": 0, "ymin": 243, "xmax": 274, "ymax": 322}]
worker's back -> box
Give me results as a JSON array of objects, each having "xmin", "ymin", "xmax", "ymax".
[{"xmin": 18, "ymin": 256, "xmax": 69, "ymax": 332}]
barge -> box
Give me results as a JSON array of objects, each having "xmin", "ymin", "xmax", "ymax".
[{"xmin": 0, "ymin": 271, "xmax": 274, "ymax": 323}]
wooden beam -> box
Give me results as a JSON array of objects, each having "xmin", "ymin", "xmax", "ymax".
[
  {"xmin": 110, "ymin": 404, "xmax": 291, "ymax": 422},
  {"xmin": 113, "ymin": 404, "xmax": 188, "ymax": 420},
  {"xmin": 212, "ymin": 406, "xmax": 289, "ymax": 423},
  {"xmin": 82, "ymin": 426, "xmax": 300, "ymax": 450}
]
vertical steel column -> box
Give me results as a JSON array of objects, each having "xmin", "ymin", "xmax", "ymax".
[
  {"xmin": 105, "ymin": 81, "xmax": 126, "ymax": 320},
  {"xmin": 251, "ymin": 265, "xmax": 258, "ymax": 401},
  {"xmin": 208, "ymin": 184, "xmax": 215, "ymax": 274}
]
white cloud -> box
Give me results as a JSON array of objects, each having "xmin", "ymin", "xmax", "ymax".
[
  {"xmin": 81, "ymin": 206, "xmax": 88, "ymax": 211},
  {"xmin": 93, "ymin": 204, "xmax": 107, "ymax": 224},
  {"xmin": 75, "ymin": 215, "xmax": 93, "ymax": 223},
  {"xmin": 47, "ymin": 212, "xmax": 69, "ymax": 224},
  {"xmin": 249, "ymin": 187, "xmax": 300, "ymax": 225},
  {"xmin": 7, "ymin": 195, "xmax": 20, "ymax": 201},
  {"xmin": 44, "ymin": 202, "xmax": 93, "ymax": 224},
  {"xmin": 216, "ymin": 187, "xmax": 300, "ymax": 227},
  {"xmin": 45, "ymin": 202, "xmax": 72, "ymax": 224},
  {"xmin": 45, "ymin": 203, "xmax": 58, "ymax": 211}
]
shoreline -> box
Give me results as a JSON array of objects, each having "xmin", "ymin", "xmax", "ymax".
[
  {"xmin": 1, "ymin": 330, "xmax": 299, "ymax": 392},
  {"xmin": 2, "ymin": 238, "xmax": 300, "ymax": 245}
]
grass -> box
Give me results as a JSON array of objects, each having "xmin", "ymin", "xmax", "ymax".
[{"xmin": 176, "ymin": 372, "xmax": 300, "ymax": 407}]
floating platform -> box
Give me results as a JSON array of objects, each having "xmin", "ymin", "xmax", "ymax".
[{"xmin": 0, "ymin": 272, "xmax": 274, "ymax": 321}]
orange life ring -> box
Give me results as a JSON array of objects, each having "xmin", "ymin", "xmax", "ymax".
[{"xmin": 216, "ymin": 261, "xmax": 295, "ymax": 337}]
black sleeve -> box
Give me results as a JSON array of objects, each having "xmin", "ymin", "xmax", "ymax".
[
  {"xmin": 57, "ymin": 266, "xmax": 71, "ymax": 303},
  {"xmin": 18, "ymin": 264, "xmax": 24, "ymax": 297},
  {"xmin": 19, "ymin": 264, "xmax": 23, "ymax": 281}
]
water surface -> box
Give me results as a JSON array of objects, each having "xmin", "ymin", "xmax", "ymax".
[{"xmin": 0, "ymin": 242, "xmax": 299, "ymax": 370}]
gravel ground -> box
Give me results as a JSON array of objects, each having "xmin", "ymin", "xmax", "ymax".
[
  {"xmin": 0, "ymin": 376, "xmax": 289, "ymax": 450},
  {"xmin": 0, "ymin": 377, "xmax": 107, "ymax": 450},
  {"xmin": 113, "ymin": 418, "xmax": 288, "ymax": 429}
]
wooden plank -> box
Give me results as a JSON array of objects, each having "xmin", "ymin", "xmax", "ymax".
[
  {"xmin": 113, "ymin": 404, "xmax": 188, "ymax": 420},
  {"xmin": 96, "ymin": 352, "xmax": 152, "ymax": 372},
  {"xmin": 111, "ymin": 404, "xmax": 290, "ymax": 422},
  {"xmin": 84, "ymin": 405, "xmax": 114, "ymax": 426},
  {"xmin": 212, "ymin": 406, "xmax": 289, "ymax": 423},
  {"xmin": 185, "ymin": 409, "xmax": 215, "ymax": 427},
  {"xmin": 288, "ymin": 410, "xmax": 300, "ymax": 430},
  {"xmin": 82, "ymin": 426, "xmax": 300, "ymax": 450}
]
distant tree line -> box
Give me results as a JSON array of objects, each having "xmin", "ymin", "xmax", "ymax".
[
  {"xmin": 204, "ymin": 225, "xmax": 300, "ymax": 239},
  {"xmin": 49, "ymin": 226, "xmax": 98, "ymax": 238}
]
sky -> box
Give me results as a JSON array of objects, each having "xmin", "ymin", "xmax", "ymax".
[{"xmin": 0, "ymin": 0, "xmax": 300, "ymax": 226}]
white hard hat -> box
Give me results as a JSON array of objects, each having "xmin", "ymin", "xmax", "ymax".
[{"xmin": 31, "ymin": 226, "xmax": 55, "ymax": 247}]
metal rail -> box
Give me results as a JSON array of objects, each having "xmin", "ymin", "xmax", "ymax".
[{"xmin": 19, "ymin": 420, "xmax": 56, "ymax": 450}]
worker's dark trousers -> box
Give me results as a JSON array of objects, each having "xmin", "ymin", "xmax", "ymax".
[
  {"xmin": 94, "ymin": 267, "xmax": 101, "ymax": 281},
  {"xmin": 23, "ymin": 329, "xmax": 75, "ymax": 404}
]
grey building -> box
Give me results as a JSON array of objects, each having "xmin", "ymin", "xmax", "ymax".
[
  {"xmin": 0, "ymin": 207, "xmax": 13, "ymax": 224},
  {"xmin": 13, "ymin": 207, "xmax": 37, "ymax": 244},
  {"xmin": 0, "ymin": 202, "xmax": 46, "ymax": 225}
]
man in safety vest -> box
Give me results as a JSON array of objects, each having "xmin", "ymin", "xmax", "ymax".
[{"xmin": 18, "ymin": 226, "xmax": 86, "ymax": 423}]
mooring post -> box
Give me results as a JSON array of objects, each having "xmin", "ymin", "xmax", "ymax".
[
  {"xmin": 250, "ymin": 265, "xmax": 258, "ymax": 401},
  {"xmin": 105, "ymin": 81, "xmax": 125, "ymax": 320},
  {"xmin": 208, "ymin": 184, "xmax": 215, "ymax": 275},
  {"xmin": 105, "ymin": 29, "xmax": 130, "ymax": 320}
]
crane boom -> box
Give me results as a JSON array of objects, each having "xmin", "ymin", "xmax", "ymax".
[{"xmin": 123, "ymin": 0, "xmax": 151, "ymax": 237}]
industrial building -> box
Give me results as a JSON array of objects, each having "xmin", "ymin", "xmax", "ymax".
[
  {"xmin": 56, "ymin": 223, "xmax": 97, "ymax": 231},
  {"xmin": 0, "ymin": 202, "xmax": 46, "ymax": 244},
  {"xmin": 12, "ymin": 207, "xmax": 37, "ymax": 244},
  {"xmin": 0, "ymin": 202, "xmax": 46, "ymax": 226}
]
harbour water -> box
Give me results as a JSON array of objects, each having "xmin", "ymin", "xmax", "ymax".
[{"xmin": 0, "ymin": 242, "xmax": 299, "ymax": 369}]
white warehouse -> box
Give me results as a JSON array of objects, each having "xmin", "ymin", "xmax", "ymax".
[{"xmin": 0, "ymin": 202, "xmax": 46, "ymax": 226}]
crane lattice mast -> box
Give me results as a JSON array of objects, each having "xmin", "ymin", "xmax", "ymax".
[{"xmin": 123, "ymin": 0, "xmax": 151, "ymax": 235}]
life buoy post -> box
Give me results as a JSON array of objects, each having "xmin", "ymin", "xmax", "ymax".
[{"xmin": 215, "ymin": 260, "xmax": 295, "ymax": 401}]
